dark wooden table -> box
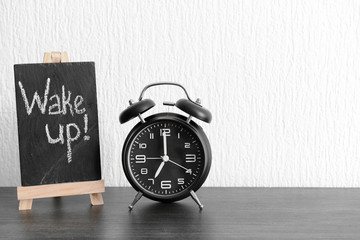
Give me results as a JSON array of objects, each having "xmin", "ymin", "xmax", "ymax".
[{"xmin": 1, "ymin": 187, "xmax": 360, "ymax": 239}]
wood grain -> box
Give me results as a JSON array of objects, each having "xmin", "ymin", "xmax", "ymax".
[
  {"xmin": 43, "ymin": 52, "xmax": 52, "ymax": 63},
  {"xmin": 90, "ymin": 192, "xmax": 104, "ymax": 205},
  {"xmin": 18, "ymin": 199, "xmax": 32, "ymax": 210},
  {"xmin": 43, "ymin": 51, "xmax": 69, "ymax": 63},
  {"xmin": 2, "ymin": 187, "xmax": 360, "ymax": 239},
  {"xmin": 17, "ymin": 180, "xmax": 105, "ymax": 200},
  {"xmin": 60, "ymin": 51, "xmax": 69, "ymax": 62}
]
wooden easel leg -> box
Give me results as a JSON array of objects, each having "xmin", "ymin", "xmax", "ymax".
[
  {"xmin": 90, "ymin": 193, "xmax": 104, "ymax": 206},
  {"xmin": 19, "ymin": 199, "xmax": 33, "ymax": 211}
]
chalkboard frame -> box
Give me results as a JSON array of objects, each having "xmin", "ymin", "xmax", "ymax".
[{"xmin": 15, "ymin": 52, "xmax": 105, "ymax": 211}]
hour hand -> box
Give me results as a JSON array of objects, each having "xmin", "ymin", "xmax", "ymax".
[{"xmin": 154, "ymin": 161, "xmax": 165, "ymax": 178}]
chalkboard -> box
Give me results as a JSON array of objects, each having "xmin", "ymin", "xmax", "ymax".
[{"xmin": 14, "ymin": 62, "xmax": 101, "ymax": 186}]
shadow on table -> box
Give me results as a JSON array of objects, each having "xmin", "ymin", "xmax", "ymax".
[
  {"xmin": 17, "ymin": 197, "xmax": 104, "ymax": 239},
  {"xmin": 125, "ymin": 202, "xmax": 212, "ymax": 238},
  {"xmin": 16, "ymin": 196, "xmax": 214, "ymax": 238}
]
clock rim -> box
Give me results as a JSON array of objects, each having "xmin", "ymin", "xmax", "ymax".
[{"xmin": 122, "ymin": 112, "xmax": 212, "ymax": 202}]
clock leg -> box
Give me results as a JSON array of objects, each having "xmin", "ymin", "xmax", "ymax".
[
  {"xmin": 129, "ymin": 191, "xmax": 143, "ymax": 210},
  {"xmin": 190, "ymin": 190, "xmax": 204, "ymax": 210}
]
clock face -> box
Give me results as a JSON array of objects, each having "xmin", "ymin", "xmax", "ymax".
[{"xmin": 124, "ymin": 116, "xmax": 209, "ymax": 200}]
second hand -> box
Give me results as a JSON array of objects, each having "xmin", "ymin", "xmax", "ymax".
[{"xmin": 168, "ymin": 159, "xmax": 192, "ymax": 174}]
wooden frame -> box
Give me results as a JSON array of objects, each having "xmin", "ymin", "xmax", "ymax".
[
  {"xmin": 17, "ymin": 180, "xmax": 105, "ymax": 210},
  {"xmin": 17, "ymin": 51, "xmax": 105, "ymax": 210}
]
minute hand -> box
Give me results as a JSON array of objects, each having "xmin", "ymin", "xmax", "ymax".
[
  {"xmin": 163, "ymin": 133, "xmax": 167, "ymax": 156},
  {"xmin": 168, "ymin": 159, "xmax": 192, "ymax": 174}
]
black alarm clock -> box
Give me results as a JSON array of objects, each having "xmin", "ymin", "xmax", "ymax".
[{"xmin": 119, "ymin": 82, "xmax": 212, "ymax": 210}]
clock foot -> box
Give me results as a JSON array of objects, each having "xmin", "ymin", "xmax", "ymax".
[
  {"xmin": 129, "ymin": 191, "xmax": 143, "ymax": 210},
  {"xmin": 190, "ymin": 190, "xmax": 204, "ymax": 210}
]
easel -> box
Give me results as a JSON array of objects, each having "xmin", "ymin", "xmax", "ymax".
[{"xmin": 17, "ymin": 51, "xmax": 105, "ymax": 211}]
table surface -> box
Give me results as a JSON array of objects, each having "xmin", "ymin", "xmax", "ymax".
[{"xmin": 1, "ymin": 187, "xmax": 360, "ymax": 239}]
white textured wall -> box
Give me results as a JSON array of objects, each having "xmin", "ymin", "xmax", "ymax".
[{"xmin": 1, "ymin": 0, "xmax": 360, "ymax": 187}]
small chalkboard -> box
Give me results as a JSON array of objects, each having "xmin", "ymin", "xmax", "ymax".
[
  {"xmin": 14, "ymin": 62, "xmax": 101, "ymax": 186},
  {"xmin": 14, "ymin": 54, "xmax": 104, "ymax": 211}
]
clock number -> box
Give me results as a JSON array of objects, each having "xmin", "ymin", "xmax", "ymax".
[
  {"xmin": 177, "ymin": 178, "xmax": 185, "ymax": 185},
  {"xmin": 148, "ymin": 178, "xmax": 154, "ymax": 185},
  {"xmin": 149, "ymin": 133, "xmax": 154, "ymax": 139},
  {"xmin": 140, "ymin": 168, "xmax": 148, "ymax": 174},
  {"xmin": 185, "ymin": 154, "xmax": 196, "ymax": 162},
  {"xmin": 184, "ymin": 142, "xmax": 190, "ymax": 148},
  {"xmin": 178, "ymin": 133, "xmax": 180, "ymax": 139},
  {"xmin": 139, "ymin": 143, "xmax": 147, "ymax": 149},
  {"xmin": 161, "ymin": 180, "xmax": 172, "ymax": 189},
  {"xmin": 135, "ymin": 155, "xmax": 146, "ymax": 163},
  {"xmin": 160, "ymin": 128, "xmax": 170, "ymax": 137}
]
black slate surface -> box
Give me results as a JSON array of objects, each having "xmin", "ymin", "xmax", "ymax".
[{"xmin": 14, "ymin": 62, "xmax": 101, "ymax": 186}]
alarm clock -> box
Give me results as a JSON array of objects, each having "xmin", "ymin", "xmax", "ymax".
[{"xmin": 119, "ymin": 82, "xmax": 212, "ymax": 210}]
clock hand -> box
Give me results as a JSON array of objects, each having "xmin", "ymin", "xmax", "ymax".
[
  {"xmin": 154, "ymin": 155, "xmax": 170, "ymax": 178},
  {"xmin": 154, "ymin": 161, "xmax": 165, "ymax": 178},
  {"xmin": 154, "ymin": 131, "xmax": 169, "ymax": 179},
  {"xmin": 146, "ymin": 157, "xmax": 162, "ymax": 160},
  {"xmin": 163, "ymin": 132, "xmax": 168, "ymax": 156},
  {"xmin": 168, "ymin": 159, "xmax": 192, "ymax": 174}
]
